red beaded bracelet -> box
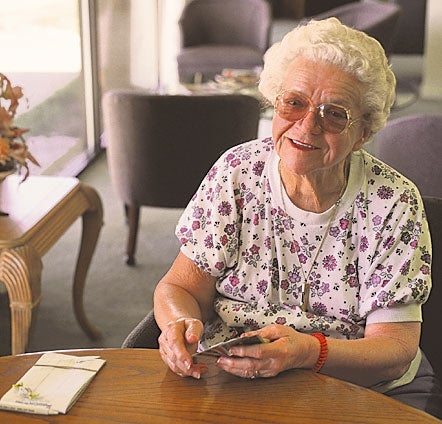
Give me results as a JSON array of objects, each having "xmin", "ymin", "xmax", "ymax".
[{"xmin": 311, "ymin": 332, "xmax": 328, "ymax": 373}]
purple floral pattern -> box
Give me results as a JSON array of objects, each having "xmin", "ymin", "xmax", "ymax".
[{"xmin": 176, "ymin": 138, "xmax": 431, "ymax": 347}]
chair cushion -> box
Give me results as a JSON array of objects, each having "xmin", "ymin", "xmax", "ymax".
[
  {"xmin": 421, "ymin": 196, "xmax": 442, "ymax": 381},
  {"xmin": 179, "ymin": 0, "xmax": 271, "ymax": 52},
  {"xmin": 373, "ymin": 114, "xmax": 442, "ymax": 198}
]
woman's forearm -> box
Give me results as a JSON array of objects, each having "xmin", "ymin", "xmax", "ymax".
[
  {"xmin": 153, "ymin": 252, "xmax": 217, "ymax": 330},
  {"xmin": 321, "ymin": 322, "xmax": 420, "ymax": 387}
]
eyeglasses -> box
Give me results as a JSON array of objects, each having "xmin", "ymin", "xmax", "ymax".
[{"xmin": 275, "ymin": 90, "xmax": 362, "ymax": 134}]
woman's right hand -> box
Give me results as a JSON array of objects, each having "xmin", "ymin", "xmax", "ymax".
[{"xmin": 158, "ymin": 317, "xmax": 208, "ymax": 379}]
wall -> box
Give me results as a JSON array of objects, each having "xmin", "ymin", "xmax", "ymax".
[
  {"xmin": 98, "ymin": 0, "xmax": 132, "ymax": 91},
  {"xmin": 130, "ymin": 0, "xmax": 159, "ymax": 88},
  {"xmin": 421, "ymin": 0, "xmax": 442, "ymax": 99},
  {"xmin": 130, "ymin": 0, "xmax": 184, "ymax": 90}
]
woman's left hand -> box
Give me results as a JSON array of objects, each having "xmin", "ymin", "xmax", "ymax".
[{"xmin": 215, "ymin": 324, "xmax": 317, "ymax": 378}]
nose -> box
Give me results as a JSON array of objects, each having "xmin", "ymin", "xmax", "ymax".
[{"xmin": 299, "ymin": 107, "xmax": 322, "ymax": 134}]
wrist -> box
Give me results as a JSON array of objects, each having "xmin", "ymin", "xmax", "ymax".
[{"xmin": 311, "ymin": 332, "xmax": 328, "ymax": 373}]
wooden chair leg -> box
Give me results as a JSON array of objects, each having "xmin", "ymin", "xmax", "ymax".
[
  {"xmin": 125, "ymin": 204, "xmax": 140, "ymax": 266},
  {"xmin": 124, "ymin": 204, "xmax": 129, "ymax": 224}
]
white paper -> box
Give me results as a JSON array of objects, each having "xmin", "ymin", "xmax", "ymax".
[{"xmin": 0, "ymin": 353, "xmax": 106, "ymax": 415}]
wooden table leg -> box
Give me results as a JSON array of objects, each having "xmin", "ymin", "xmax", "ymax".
[
  {"xmin": 72, "ymin": 184, "xmax": 103, "ymax": 340},
  {"xmin": 0, "ymin": 245, "xmax": 42, "ymax": 355}
]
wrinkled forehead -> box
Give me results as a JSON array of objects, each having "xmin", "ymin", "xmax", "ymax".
[{"xmin": 280, "ymin": 56, "xmax": 366, "ymax": 110}]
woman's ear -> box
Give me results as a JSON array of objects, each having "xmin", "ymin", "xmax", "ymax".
[{"xmin": 353, "ymin": 126, "xmax": 371, "ymax": 151}]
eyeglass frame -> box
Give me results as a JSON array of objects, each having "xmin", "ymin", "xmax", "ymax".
[{"xmin": 274, "ymin": 89, "xmax": 365, "ymax": 134}]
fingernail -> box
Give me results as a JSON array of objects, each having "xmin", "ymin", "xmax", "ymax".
[
  {"xmin": 184, "ymin": 360, "xmax": 192, "ymax": 370},
  {"xmin": 192, "ymin": 371, "xmax": 201, "ymax": 379}
]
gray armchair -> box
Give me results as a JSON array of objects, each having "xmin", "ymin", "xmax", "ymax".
[
  {"xmin": 390, "ymin": 0, "xmax": 427, "ymax": 55},
  {"xmin": 371, "ymin": 114, "xmax": 442, "ymax": 198},
  {"xmin": 420, "ymin": 196, "xmax": 442, "ymax": 381},
  {"xmin": 177, "ymin": 0, "xmax": 271, "ymax": 83},
  {"xmin": 122, "ymin": 309, "xmax": 160, "ymax": 349},
  {"xmin": 102, "ymin": 90, "xmax": 261, "ymax": 265},
  {"xmin": 372, "ymin": 114, "xmax": 442, "ymax": 378},
  {"xmin": 309, "ymin": 0, "xmax": 402, "ymax": 57}
]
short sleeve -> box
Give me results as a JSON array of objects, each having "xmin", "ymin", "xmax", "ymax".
[
  {"xmin": 358, "ymin": 184, "xmax": 431, "ymax": 323},
  {"xmin": 176, "ymin": 139, "xmax": 269, "ymax": 276}
]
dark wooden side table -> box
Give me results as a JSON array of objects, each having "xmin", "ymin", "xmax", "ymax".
[{"xmin": 0, "ymin": 175, "xmax": 103, "ymax": 355}]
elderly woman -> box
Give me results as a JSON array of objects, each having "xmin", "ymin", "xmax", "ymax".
[{"xmin": 154, "ymin": 18, "xmax": 441, "ymax": 417}]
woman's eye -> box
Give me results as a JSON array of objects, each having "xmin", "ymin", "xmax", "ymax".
[
  {"xmin": 287, "ymin": 99, "xmax": 305, "ymax": 108},
  {"xmin": 325, "ymin": 107, "xmax": 347, "ymax": 120}
]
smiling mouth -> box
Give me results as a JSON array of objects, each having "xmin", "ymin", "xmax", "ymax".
[{"xmin": 289, "ymin": 138, "xmax": 318, "ymax": 150}]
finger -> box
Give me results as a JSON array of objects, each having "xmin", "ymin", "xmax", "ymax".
[
  {"xmin": 159, "ymin": 345, "xmax": 182, "ymax": 374},
  {"xmin": 241, "ymin": 324, "xmax": 288, "ymax": 341},
  {"xmin": 184, "ymin": 318, "xmax": 204, "ymax": 344},
  {"xmin": 169, "ymin": 317, "xmax": 202, "ymax": 347},
  {"xmin": 159, "ymin": 319, "xmax": 206, "ymax": 377},
  {"xmin": 228, "ymin": 337, "xmax": 272, "ymax": 359},
  {"xmin": 216, "ymin": 356, "xmax": 256, "ymax": 378},
  {"xmin": 160, "ymin": 342, "xmax": 208, "ymax": 378},
  {"xmin": 216, "ymin": 354, "xmax": 279, "ymax": 378},
  {"xmin": 159, "ymin": 327, "xmax": 192, "ymax": 373},
  {"xmin": 164, "ymin": 320, "xmax": 196, "ymax": 364}
]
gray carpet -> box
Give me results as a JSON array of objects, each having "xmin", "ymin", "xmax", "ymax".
[{"xmin": 0, "ymin": 152, "xmax": 182, "ymax": 356}]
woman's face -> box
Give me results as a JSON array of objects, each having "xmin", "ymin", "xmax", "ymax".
[{"xmin": 272, "ymin": 56, "xmax": 369, "ymax": 177}]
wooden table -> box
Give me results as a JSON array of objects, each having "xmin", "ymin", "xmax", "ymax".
[
  {"xmin": 0, "ymin": 175, "xmax": 103, "ymax": 355},
  {"xmin": 0, "ymin": 348, "xmax": 439, "ymax": 423}
]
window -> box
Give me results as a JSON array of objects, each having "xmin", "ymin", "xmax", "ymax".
[
  {"xmin": 1, "ymin": 0, "xmax": 99, "ymax": 176},
  {"xmin": 97, "ymin": 0, "xmax": 184, "ymax": 93},
  {"xmin": 1, "ymin": 0, "xmax": 185, "ymax": 177}
]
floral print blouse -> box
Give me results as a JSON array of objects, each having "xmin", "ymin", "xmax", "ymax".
[{"xmin": 176, "ymin": 137, "xmax": 431, "ymax": 349}]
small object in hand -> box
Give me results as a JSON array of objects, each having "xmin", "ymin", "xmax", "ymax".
[{"xmin": 193, "ymin": 334, "xmax": 269, "ymax": 359}]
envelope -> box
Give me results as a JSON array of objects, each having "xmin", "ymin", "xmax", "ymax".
[{"xmin": 0, "ymin": 353, "xmax": 106, "ymax": 415}]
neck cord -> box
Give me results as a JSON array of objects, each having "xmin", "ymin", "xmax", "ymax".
[{"xmin": 279, "ymin": 162, "xmax": 348, "ymax": 312}]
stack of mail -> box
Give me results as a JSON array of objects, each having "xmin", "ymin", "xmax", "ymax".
[{"xmin": 0, "ymin": 353, "xmax": 106, "ymax": 415}]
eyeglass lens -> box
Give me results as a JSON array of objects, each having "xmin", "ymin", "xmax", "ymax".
[{"xmin": 276, "ymin": 91, "xmax": 350, "ymax": 134}]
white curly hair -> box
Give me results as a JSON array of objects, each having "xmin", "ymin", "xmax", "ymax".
[{"xmin": 259, "ymin": 17, "xmax": 396, "ymax": 139}]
